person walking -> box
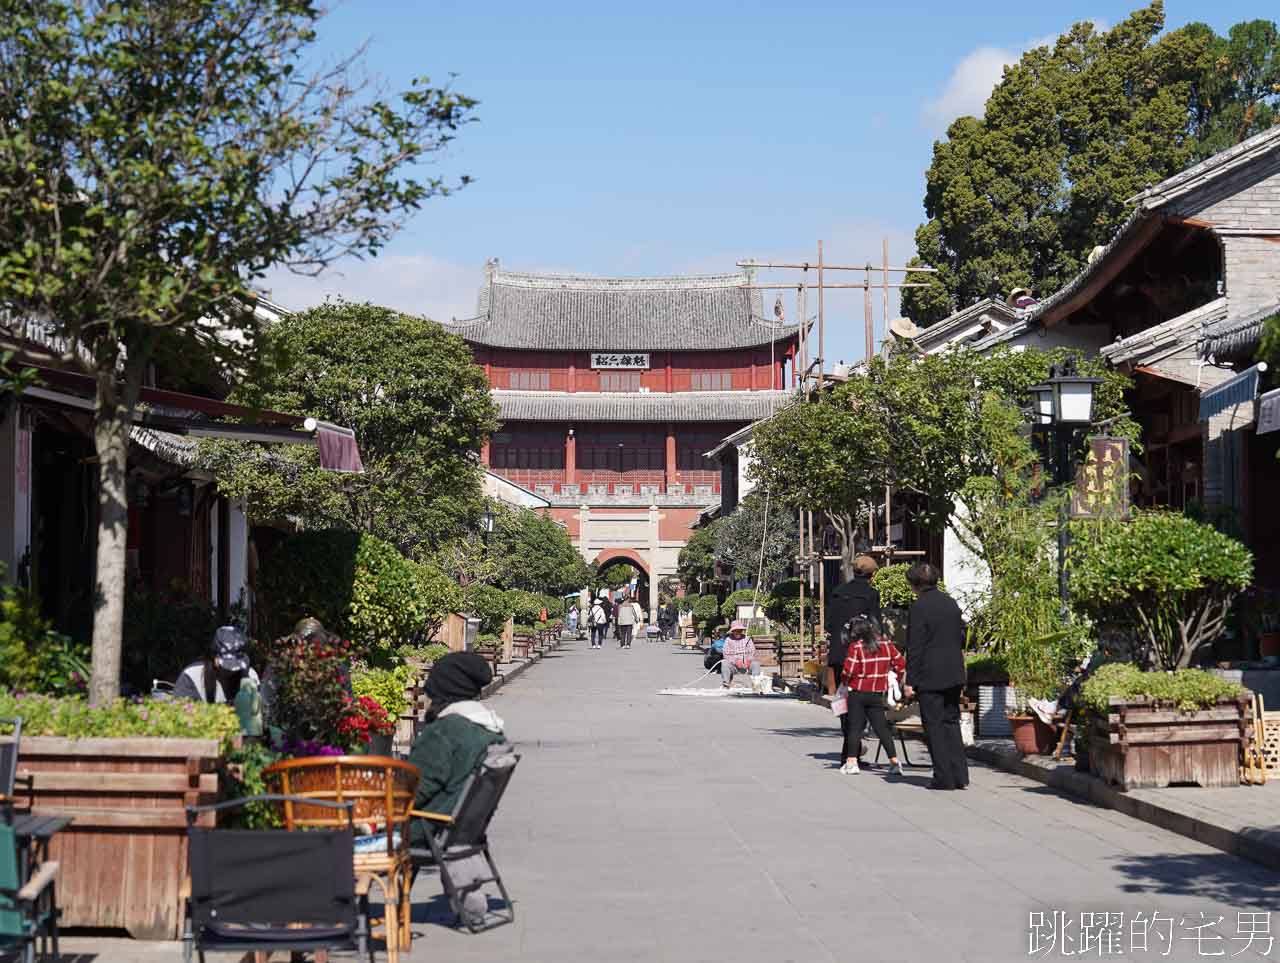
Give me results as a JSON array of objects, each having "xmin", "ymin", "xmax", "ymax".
[
  {"xmin": 567, "ymin": 604, "xmax": 580, "ymax": 637},
  {"xmin": 825, "ymin": 555, "xmax": 883, "ymax": 760},
  {"xmin": 588, "ymin": 594, "xmax": 609, "ymax": 649},
  {"xmin": 902, "ymin": 563, "xmax": 969, "ymax": 791},
  {"xmin": 839, "ymin": 615, "xmax": 905, "ymax": 777},
  {"xmin": 615, "ymin": 592, "xmax": 637, "ymax": 648}
]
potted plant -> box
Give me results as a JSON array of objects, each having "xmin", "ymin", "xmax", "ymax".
[
  {"xmin": 1080, "ymin": 662, "xmax": 1249, "ymax": 789},
  {"xmin": 1006, "ymin": 688, "xmax": 1056, "ymax": 756},
  {"xmin": 337, "ymin": 694, "xmax": 397, "ymax": 756},
  {"xmin": 8, "ymin": 692, "xmax": 238, "ymax": 938}
]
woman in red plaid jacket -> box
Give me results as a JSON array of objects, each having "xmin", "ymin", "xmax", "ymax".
[{"xmin": 839, "ymin": 615, "xmax": 905, "ymax": 776}]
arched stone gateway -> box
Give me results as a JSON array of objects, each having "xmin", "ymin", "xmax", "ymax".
[{"xmin": 595, "ymin": 551, "xmax": 651, "ymax": 615}]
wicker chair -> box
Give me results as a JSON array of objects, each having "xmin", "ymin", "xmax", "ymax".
[{"xmin": 263, "ymin": 756, "xmax": 420, "ymax": 962}]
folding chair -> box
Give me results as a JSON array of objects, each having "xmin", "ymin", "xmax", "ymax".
[
  {"xmin": 183, "ymin": 795, "xmax": 372, "ymax": 963},
  {"xmin": 0, "ymin": 804, "xmax": 60, "ymax": 963},
  {"xmin": 0, "ymin": 718, "xmax": 32, "ymax": 809},
  {"xmin": 409, "ymin": 746, "xmax": 519, "ymax": 933}
]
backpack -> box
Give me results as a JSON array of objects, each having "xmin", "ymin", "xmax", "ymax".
[{"xmin": 590, "ymin": 603, "xmax": 608, "ymax": 626}]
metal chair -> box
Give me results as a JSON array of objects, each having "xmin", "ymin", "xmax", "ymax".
[
  {"xmin": 409, "ymin": 745, "xmax": 519, "ymax": 933},
  {"xmin": 183, "ymin": 795, "xmax": 371, "ymax": 963},
  {"xmin": 0, "ymin": 803, "xmax": 59, "ymax": 963},
  {"xmin": 0, "ymin": 718, "xmax": 31, "ymax": 808}
]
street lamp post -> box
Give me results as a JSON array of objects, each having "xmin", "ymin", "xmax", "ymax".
[{"xmin": 1026, "ymin": 359, "xmax": 1101, "ymax": 616}]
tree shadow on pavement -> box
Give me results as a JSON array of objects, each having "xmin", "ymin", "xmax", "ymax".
[{"xmin": 1109, "ymin": 852, "xmax": 1280, "ymax": 908}]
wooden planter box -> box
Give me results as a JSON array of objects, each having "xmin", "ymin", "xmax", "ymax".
[
  {"xmin": 17, "ymin": 736, "xmax": 223, "ymax": 939},
  {"xmin": 1089, "ymin": 696, "xmax": 1251, "ymax": 790}
]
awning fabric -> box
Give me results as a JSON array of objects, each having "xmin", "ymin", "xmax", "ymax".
[
  {"xmin": 1259, "ymin": 388, "xmax": 1280, "ymax": 436},
  {"xmin": 316, "ymin": 423, "xmax": 364, "ymax": 473},
  {"xmin": 1199, "ymin": 363, "xmax": 1268, "ymax": 421},
  {"xmin": 22, "ymin": 367, "xmax": 363, "ymax": 472}
]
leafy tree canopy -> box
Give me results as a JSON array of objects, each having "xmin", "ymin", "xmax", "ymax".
[
  {"xmin": 486, "ymin": 503, "xmax": 593, "ymax": 598},
  {"xmin": 714, "ymin": 492, "xmax": 796, "ymax": 590},
  {"xmin": 903, "ymin": 4, "xmax": 1280, "ymax": 325},
  {"xmin": 204, "ymin": 301, "xmax": 497, "ymax": 556},
  {"xmin": 677, "ymin": 518, "xmax": 721, "ymax": 590},
  {"xmin": 0, "ymin": 0, "xmax": 474, "ymax": 701}
]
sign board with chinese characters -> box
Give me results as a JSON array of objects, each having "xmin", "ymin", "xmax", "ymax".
[
  {"xmin": 590, "ymin": 353, "xmax": 650, "ymax": 370},
  {"xmin": 1070, "ymin": 436, "xmax": 1130, "ymax": 520}
]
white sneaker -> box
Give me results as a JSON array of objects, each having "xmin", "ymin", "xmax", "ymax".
[
  {"xmin": 840, "ymin": 761, "xmax": 860, "ymax": 775},
  {"xmin": 888, "ymin": 762, "xmax": 904, "ymax": 777}
]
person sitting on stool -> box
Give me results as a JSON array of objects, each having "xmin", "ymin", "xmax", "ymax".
[{"xmin": 720, "ymin": 621, "xmax": 759, "ymax": 688}]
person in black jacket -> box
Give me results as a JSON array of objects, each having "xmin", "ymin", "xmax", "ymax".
[
  {"xmin": 901, "ymin": 563, "xmax": 969, "ymax": 791},
  {"xmin": 825, "ymin": 555, "xmax": 883, "ymax": 762}
]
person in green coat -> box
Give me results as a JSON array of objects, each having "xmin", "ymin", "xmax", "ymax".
[{"xmin": 408, "ymin": 651, "xmax": 507, "ymax": 926}]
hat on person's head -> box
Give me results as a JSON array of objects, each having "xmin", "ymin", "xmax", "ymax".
[
  {"xmin": 424, "ymin": 651, "xmax": 493, "ymax": 706},
  {"xmin": 211, "ymin": 626, "xmax": 250, "ymax": 673},
  {"xmin": 853, "ymin": 555, "xmax": 878, "ymax": 576},
  {"xmin": 729, "ymin": 620, "xmax": 747, "ymax": 633},
  {"xmin": 293, "ymin": 616, "xmax": 328, "ymax": 640}
]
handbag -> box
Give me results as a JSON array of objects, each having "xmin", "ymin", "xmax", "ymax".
[{"xmin": 831, "ymin": 683, "xmax": 848, "ymax": 717}]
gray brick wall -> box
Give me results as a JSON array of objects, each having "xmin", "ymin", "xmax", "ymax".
[
  {"xmin": 1222, "ymin": 236, "xmax": 1280, "ymax": 315},
  {"xmin": 1175, "ymin": 158, "xmax": 1280, "ymax": 226}
]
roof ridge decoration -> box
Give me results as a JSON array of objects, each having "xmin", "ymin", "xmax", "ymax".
[{"xmin": 487, "ymin": 269, "xmax": 755, "ymax": 292}]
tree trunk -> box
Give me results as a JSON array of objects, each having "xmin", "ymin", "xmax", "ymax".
[{"xmin": 89, "ymin": 351, "xmax": 146, "ymax": 704}]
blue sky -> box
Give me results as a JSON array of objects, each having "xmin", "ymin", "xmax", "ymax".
[{"xmin": 266, "ymin": 0, "xmax": 1269, "ymax": 365}]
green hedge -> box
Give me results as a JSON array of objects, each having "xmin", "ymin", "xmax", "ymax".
[
  {"xmin": 351, "ymin": 664, "xmax": 416, "ymax": 719},
  {"xmin": 0, "ymin": 692, "xmax": 239, "ymax": 750},
  {"xmin": 720, "ymin": 588, "xmax": 763, "ymax": 621},
  {"xmin": 257, "ymin": 530, "xmax": 461, "ymax": 663},
  {"xmin": 1080, "ymin": 662, "xmax": 1246, "ymax": 714}
]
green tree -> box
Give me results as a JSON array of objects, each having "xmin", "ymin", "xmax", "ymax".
[
  {"xmin": 204, "ymin": 301, "xmax": 497, "ymax": 557},
  {"xmin": 677, "ymin": 518, "xmax": 721, "ymax": 590},
  {"xmin": 599, "ymin": 561, "xmax": 639, "ymax": 590},
  {"xmin": 749, "ymin": 347, "xmax": 1133, "ymax": 572},
  {"xmin": 0, "ymin": 1, "xmax": 475, "ymax": 701},
  {"xmin": 487, "ymin": 503, "xmax": 593, "ymax": 597},
  {"xmin": 903, "ymin": 4, "xmax": 1280, "ymax": 325},
  {"xmin": 714, "ymin": 493, "xmax": 796, "ymax": 589}
]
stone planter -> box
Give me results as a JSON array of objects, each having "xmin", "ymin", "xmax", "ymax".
[
  {"xmin": 16, "ymin": 736, "xmax": 224, "ymax": 939},
  {"xmin": 1089, "ymin": 696, "xmax": 1251, "ymax": 790}
]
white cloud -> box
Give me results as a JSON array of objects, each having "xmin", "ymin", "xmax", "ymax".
[
  {"xmin": 923, "ymin": 45, "xmax": 1023, "ymax": 131},
  {"xmin": 924, "ymin": 23, "xmax": 1104, "ymax": 133},
  {"xmin": 260, "ymin": 254, "xmax": 481, "ymax": 322}
]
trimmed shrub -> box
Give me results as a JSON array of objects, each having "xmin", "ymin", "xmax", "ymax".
[
  {"xmin": 257, "ymin": 530, "xmax": 461, "ymax": 664},
  {"xmin": 1080, "ymin": 662, "xmax": 1246, "ymax": 714}
]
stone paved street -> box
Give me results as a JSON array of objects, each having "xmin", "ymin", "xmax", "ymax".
[
  {"xmin": 57, "ymin": 637, "xmax": 1280, "ymax": 963},
  {"xmin": 401, "ymin": 638, "xmax": 1279, "ymax": 963}
]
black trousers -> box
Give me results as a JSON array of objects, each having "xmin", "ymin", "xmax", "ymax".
[
  {"xmin": 918, "ymin": 685, "xmax": 969, "ymax": 789},
  {"xmin": 843, "ymin": 690, "xmax": 896, "ymax": 762}
]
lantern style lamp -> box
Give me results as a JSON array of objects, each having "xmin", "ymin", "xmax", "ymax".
[
  {"xmin": 1026, "ymin": 383, "xmax": 1054, "ymax": 425},
  {"xmin": 1050, "ymin": 372, "xmax": 1101, "ymax": 425}
]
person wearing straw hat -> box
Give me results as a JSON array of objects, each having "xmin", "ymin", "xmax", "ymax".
[{"xmin": 720, "ymin": 621, "xmax": 759, "ymax": 688}]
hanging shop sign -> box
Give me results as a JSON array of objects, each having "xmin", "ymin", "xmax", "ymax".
[
  {"xmin": 1070, "ymin": 436, "xmax": 1130, "ymax": 520},
  {"xmin": 590, "ymin": 353, "xmax": 650, "ymax": 369}
]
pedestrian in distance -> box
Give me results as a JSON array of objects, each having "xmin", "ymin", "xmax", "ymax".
[
  {"xmin": 588, "ymin": 595, "xmax": 609, "ymax": 649},
  {"xmin": 902, "ymin": 562, "xmax": 969, "ymax": 791},
  {"xmin": 839, "ymin": 615, "xmax": 905, "ymax": 777},
  {"xmin": 567, "ymin": 604, "xmax": 579, "ymax": 637},
  {"xmin": 825, "ymin": 554, "xmax": 882, "ymax": 761},
  {"xmin": 720, "ymin": 620, "xmax": 759, "ymax": 688},
  {"xmin": 615, "ymin": 591, "xmax": 637, "ymax": 648}
]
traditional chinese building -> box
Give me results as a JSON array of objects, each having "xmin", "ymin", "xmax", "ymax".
[{"xmin": 444, "ymin": 260, "xmax": 800, "ymax": 613}]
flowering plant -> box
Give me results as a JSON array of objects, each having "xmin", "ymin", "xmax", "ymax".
[
  {"xmin": 265, "ymin": 632, "xmax": 353, "ymax": 747},
  {"xmin": 337, "ymin": 694, "xmax": 395, "ymax": 747}
]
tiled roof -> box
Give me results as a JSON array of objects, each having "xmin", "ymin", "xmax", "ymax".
[
  {"xmin": 444, "ymin": 265, "xmax": 800, "ymax": 351},
  {"xmin": 493, "ymin": 389, "xmax": 797, "ymax": 423},
  {"xmin": 1200, "ymin": 300, "xmax": 1280, "ymax": 361},
  {"xmin": 1127, "ymin": 124, "xmax": 1280, "ymax": 210},
  {"xmin": 1100, "ymin": 297, "xmax": 1227, "ymax": 365},
  {"xmin": 914, "ymin": 298, "xmax": 1023, "ymax": 352}
]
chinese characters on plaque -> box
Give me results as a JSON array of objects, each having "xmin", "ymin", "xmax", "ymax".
[
  {"xmin": 1070, "ymin": 436, "xmax": 1130, "ymax": 520},
  {"xmin": 590, "ymin": 353, "xmax": 650, "ymax": 370}
]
